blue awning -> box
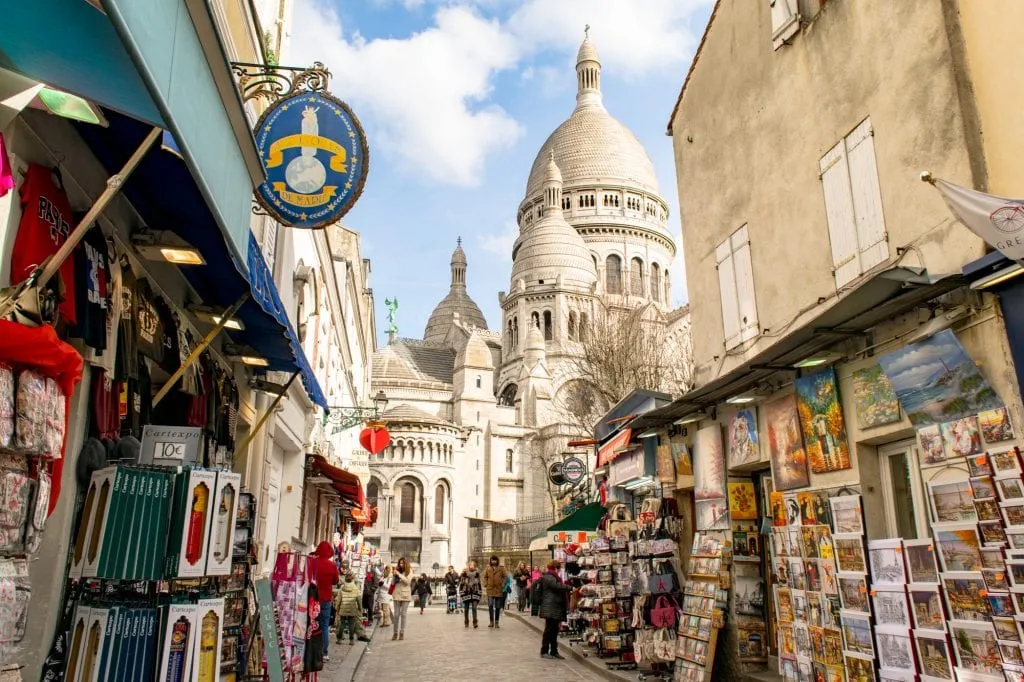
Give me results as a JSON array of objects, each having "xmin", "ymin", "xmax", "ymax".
[{"xmin": 73, "ymin": 109, "xmax": 327, "ymax": 410}]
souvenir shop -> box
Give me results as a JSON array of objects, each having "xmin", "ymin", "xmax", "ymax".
[
  {"xmin": 620, "ymin": 278, "xmax": 1024, "ymax": 682},
  {"xmin": 0, "ymin": 17, "xmax": 331, "ymax": 682}
]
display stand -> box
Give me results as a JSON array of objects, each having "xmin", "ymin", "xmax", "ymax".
[{"xmin": 676, "ymin": 532, "xmax": 729, "ymax": 682}]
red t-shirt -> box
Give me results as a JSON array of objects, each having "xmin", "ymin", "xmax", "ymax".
[{"xmin": 10, "ymin": 164, "xmax": 77, "ymax": 323}]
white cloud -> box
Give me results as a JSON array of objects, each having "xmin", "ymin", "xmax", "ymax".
[
  {"xmin": 478, "ymin": 220, "xmax": 519, "ymax": 261},
  {"xmin": 292, "ymin": 1, "xmax": 523, "ymax": 186}
]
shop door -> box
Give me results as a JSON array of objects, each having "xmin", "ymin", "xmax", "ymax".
[{"xmin": 878, "ymin": 440, "xmax": 930, "ymax": 539}]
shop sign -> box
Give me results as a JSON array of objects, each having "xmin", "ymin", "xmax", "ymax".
[
  {"xmin": 254, "ymin": 91, "xmax": 369, "ymax": 229},
  {"xmin": 561, "ymin": 456, "xmax": 587, "ymax": 483},
  {"xmin": 548, "ymin": 530, "xmax": 597, "ymax": 545},
  {"xmin": 548, "ymin": 461, "xmax": 567, "ymax": 486},
  {"xmin": 254, "ymin": 578, "xmax": 286, "ymax": 682},
  {"xmin": 139, "ymin": 425, "xmax": 202, "ymax": 467},
  {"xmin": 609, "ymin": 449, "xmax": 644, "ymax": 487}
]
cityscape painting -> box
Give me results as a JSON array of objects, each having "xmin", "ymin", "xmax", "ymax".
[
  {"xmin": 877, "ymin": 329, "xmax": 1003, "ymax": 426},
  {"xmin": 794, "ymin": 368, "xmax": 852, "ymax": 473},
  {"xmin": 929, "ymin": 480, "xmax": 978, "ymax": 524}
]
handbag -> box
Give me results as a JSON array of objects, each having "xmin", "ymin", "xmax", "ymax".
[
  {"xmin": 651, "ymin": 538, "xmax": 677, "ymax": 557},
  {"xmin": 607, "ymin": 504, "xmax": 637, "ymax": 539},
  {"xmin": 650, "ymin": 595, "xmax": 676, "ymax": 629},
  {"xmin": 648, "ymin": 571, "xmax": 677, "ymax": 594},
  {"xmin": 652, "ymin": 628, "xmax": 675, "ymax": 663}
]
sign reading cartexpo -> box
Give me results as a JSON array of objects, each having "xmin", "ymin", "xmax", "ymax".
[
  {"xmin": 254, "ymin": 91, "xmax": 369, "ymax": 229},
  {"xmin": 139, "ymin": 425, "xmax": 202, "ymax": 467}
]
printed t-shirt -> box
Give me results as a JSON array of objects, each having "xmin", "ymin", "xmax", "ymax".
[
  {"xmin": 115, "ymin": 263, "xmax": 138, "ymax": 381},
  {"xmin": 73, "ymin": 224, "xmax": 110, "ymax": 352},
  {"xmin": 135, "ymin": 278, "xmax": 165, "ymax": 366},
  {"xmin": 10, "ymin": 163, "xmax": 77, "ymax": 323}
]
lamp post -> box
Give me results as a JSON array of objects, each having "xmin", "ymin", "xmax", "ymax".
[{"xmin": 324, "ymin": 390, "xmax": 389, "ymax": 430}]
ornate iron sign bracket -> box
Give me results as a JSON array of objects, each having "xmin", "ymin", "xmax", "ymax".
[{"xmin": 230, "ymin": 61, "xmax": 332, "ymax": 107}]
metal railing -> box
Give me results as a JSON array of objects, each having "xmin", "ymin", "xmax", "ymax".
[{"xmin": 467, "ymin": 513, "xmax": 553, "ymax": 566}]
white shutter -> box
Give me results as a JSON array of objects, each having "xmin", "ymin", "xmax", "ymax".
[
  {"xmin": 731, "ymin": 225, "xmax": 760, "ymax": 342},
  {"xmin": 716, "ymin": 240, "xmax": 740, "ymax": 349},
  {"xmin": 820, "ymin": 140, "xmax": 860, "ymax": 288},
  {"xmin": 770, "ymin": 0, "xmax": 800, "ymax": 50},
  {"xmin": 846, "ymin": 118, "xmax": 889, "ymax": 272}
]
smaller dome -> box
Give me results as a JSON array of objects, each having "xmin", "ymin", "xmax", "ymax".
[
  {"xmin": 451, "ymin": 237, "xmax": 467, "ymax": 266},
  {"xmin": 424, "ymin": 240, "xmax": 488, "ymax": 343},
  {"xmin": 576, "ymin": 35, "xmax": 599, "ymax": 65},
  {"xmin": 542, "ymin": 151, "xmax": 562, "ymax": 185}
]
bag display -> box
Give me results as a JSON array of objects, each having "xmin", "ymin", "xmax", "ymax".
[
  {"xmin": 652, "ymin": 627, "xmax": 675, "ymax": 663},
  {"xmin": 651, "ymin": 538, "xmax": 677, "ymax": 557},
  {"xmin": 648, "ymin": 570, "xmax": 677, "ymax": 595},
  {"xmin": 607, "ymin": 503, "xmax": 637, "ymax": 539},
  {"xmin": 650, "ymin": 595, "xmax": 676, "ymax": 629}
]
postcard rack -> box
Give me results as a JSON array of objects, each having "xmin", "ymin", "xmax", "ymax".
[{"xmin": 675, "ymin": 531, "xmax": 727, "ymax": 682}]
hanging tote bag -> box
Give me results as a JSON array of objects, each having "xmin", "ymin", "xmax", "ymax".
[
  {"xmin": 650, "ymin": 595, "xmax": 676, "ymax": 629},
  {"xmin": 648, "ymin": 567, "xmax": 677, "ymax": 594},
  {"xmin": 652, "ymin": 628, "xmax": 675, "ymax": 663},
  {"xmin": 607, "ymin": 504, "xmax": 637, "ymax": 539}
]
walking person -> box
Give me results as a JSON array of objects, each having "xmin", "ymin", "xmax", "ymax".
[
  {"xmin": 415, "ymin": 573, "xmax": 432, "ymax": 614},
  {"xmin": 312, "ymin": 541, "xmax": 340, "ymax": 661},
  {"xmin": 459, "ymin": 561, "xmax": 482, "ymax": 628},
  {"xmin": 483, "ymin": 555, "xmax": 509, "ymax": 629},
  {"xmin": 513, "ymin": 562, "xmax": 530, "ymax": 613},
  {"xmin": 362, "ymin": 567, "xmax": 378, "ymax": 626},
  {"xmin": 443, "ymin": 565, "xmax": 459, "ymax": 614},
  {"xmin": 391, "ymin": 558, "xmax": 413, "ymax": 641},
  {"xmin": 535, "ymin": 559, "xmax": 571, "ymax": 659},
  {"xmin": 376, "ymin": 565, "xmax": 393, "ymax": 627},
  {"xmin": 334, "ymin": 571, "xmax": 370, "ymax": 644}
]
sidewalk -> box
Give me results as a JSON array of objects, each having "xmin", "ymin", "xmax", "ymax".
[
  {"xmin": 318, "ymin": 617, "xmax": 378, "ymax": 681},
  {"xmin": 505, "ymin": 611, "xmax": 636, "ymax": 682}
]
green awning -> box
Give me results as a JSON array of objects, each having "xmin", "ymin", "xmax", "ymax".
[{"xmin": 547, "ymin": 502, "xmax": 606, "ymax": 533}]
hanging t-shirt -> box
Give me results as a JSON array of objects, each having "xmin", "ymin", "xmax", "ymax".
[
  {"xmin": 86, "ymin": 237, "xmax": 121, "ymax": 374},
  {"xmin": 91, "ymin": 368, "xmax": 122, "ymax": 441},
  {"xmin": 134, "ymin": 278, "xmax": 165, "ymax": 366},
  {"xmin": 120, "ymin": 355, "xmax": 151, "ymax": 438},
  {"xmin": 152, "ymin": 294, "xmax": 180, "ymax": 375},
  {"xmin": 115, "ymin": 261, "xmax": 138, "ymax": 381},
  {"xmin": 73, "ymin": 224, "xmax": 110, "ymax": 352},
  {"xmin": 10, "ymin": 163, "xmax": 77, "ymax": 323}
]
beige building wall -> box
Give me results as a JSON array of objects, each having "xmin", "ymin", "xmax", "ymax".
[
  {"xmin": 956, "ymin": 0, "xmax": 1024, "ymax": 195},
  {"xmin": 669, "ymin": 0, "xmax": 989, "ymax": 386}
]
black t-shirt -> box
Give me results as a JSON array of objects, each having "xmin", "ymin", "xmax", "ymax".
[
  {"xmin": 135, "ymin": 278, "xmax": 165, "ymax": 366},
  {"xmin": 73, "ymin": 224, "xmax": 110, "ymax": 352},
  {"xmin": 115, "ymin": 261, "xmax": 138, "ymax": 381},
  {"xmin": 152, "ymin": 294, "xmax": 179, "ymax": 375},
  {"xmin": 121, "ymin": 355, "xmax": 152, "ymax": 438}
]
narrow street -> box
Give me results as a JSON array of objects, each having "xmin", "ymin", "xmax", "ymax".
[{"xmin": 348, "ymin": 606, "xmax": 610, "ymax": 682}]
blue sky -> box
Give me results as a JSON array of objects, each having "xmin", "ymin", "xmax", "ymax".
[{"xmin": 290, "ymin": 0, "xmax": 715, "ymax": 346}]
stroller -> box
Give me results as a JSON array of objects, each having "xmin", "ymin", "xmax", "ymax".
[{"xmin": 447, "ymin": 592, "xmax": 459, "ymax": 613}]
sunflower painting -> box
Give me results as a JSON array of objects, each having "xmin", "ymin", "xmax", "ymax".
[
  {"xmin": 729, "ymin": 481, "xmax": 758, "ymax": 520},
  {"xmin": 795, "ymin": 368, "xmax": 852, "ymax": 474}
]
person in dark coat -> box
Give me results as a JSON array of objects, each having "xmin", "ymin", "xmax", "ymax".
[
  {"xmin": 533, "ymin": 559, "xmax": 571, "ymax": 659},
  {"xmin": 414, "ymin": 573, "xmax": 433, "ymax": 614}
]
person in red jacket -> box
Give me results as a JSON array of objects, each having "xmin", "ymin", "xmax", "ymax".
[{"xmin": 313, "ymin": 541, "xmax": 340, "ymax": 660}]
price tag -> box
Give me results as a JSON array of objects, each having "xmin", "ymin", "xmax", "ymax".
[{"xmin": 154, "ymin": 441, "xmax": 186, "ymax": 460}]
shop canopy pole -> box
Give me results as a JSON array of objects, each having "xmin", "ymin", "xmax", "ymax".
[
  {"xmin": 151, "ymin": 291, "xmax": 251, "ymax": 408},
  {"xmin": 0, "ymin": 126, "xmax": 162, "ymax": 320},
  {"xmin": 232, "ymin": 371, "xmax": 300, "ymax": 467}
]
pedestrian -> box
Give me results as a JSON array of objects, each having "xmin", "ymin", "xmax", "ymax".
[
  {"xmin": 362, "ymin": 567, "xmax": 378, "ymax": 625},
  {"xmin": 414, "ymin": 573, "xmax": 432, "ymax": 614},
  {"xmin": 459, "ymin": 561, "xmax": 482, "ymax": 628},
  {"xmin": 334, "ymin": 571, "xmax": 370, "ymax": 644},
  {"xmin": 443, "ymin": 565, "xmax": 459, "ymax": 614},
  {"xmin": 513, "ymin": 562, "xmax": 530, "ymax": 613},
  {"xmin": 312, "ymin": 541, "xmax": 340, "ymax": 661},
  {"xmin": 534, "ymin": 559, "xmax": 570, "ymax": 660},
  {"xmin": 528, "ymin": 565, "xmax": 542, "ymax": 616},
  {"xmin": 502, "ymin": 572, "xmax": 513, "ymax": 611},
  {"xmin": 391, "ymin": 557, "xmax": 413, "ymax": 641},
  {"xmin": 482, "ymin": 555, "xmax": 509, "ymax": 629},
  {"xmin": 377, "ymin": 565, "xmax": 393, "ymax": 627}
]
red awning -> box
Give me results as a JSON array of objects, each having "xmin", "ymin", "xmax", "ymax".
[
  {"xmin": 597, "ymin": 428, "xmax": 633, "ymax": 467},
  {"xmin": 308, "ymin": 453, "xmax": 367, "ymax": 512}
]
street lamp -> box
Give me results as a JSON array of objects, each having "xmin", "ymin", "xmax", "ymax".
[{"xmin": 324, "ymin": 390, "xmax": 390, "ymax": 430}]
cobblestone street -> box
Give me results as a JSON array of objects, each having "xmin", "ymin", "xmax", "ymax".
[{"xmin": 343, "ymin": 606, "xmax": 612, "ymax": 682}]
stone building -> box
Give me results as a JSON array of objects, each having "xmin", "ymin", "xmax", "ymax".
[{"xmin": 365, "ymin": 31, "xmax": 689, "ymax": 569}]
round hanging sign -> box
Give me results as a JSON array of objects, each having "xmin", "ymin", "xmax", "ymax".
[
  {"xmin": 254, "ymin": 90, "xmax": 369, "ymax": 229},
  {"xmin": 548, "ymin": 462, "xmax": 566, "ymax": 487},
  {"xmin": 561, "ymin": 456, "xmax": 587, "ymax": 483}
]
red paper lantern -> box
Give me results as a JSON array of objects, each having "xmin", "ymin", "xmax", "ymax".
[{"xmin": 359, "ymin": 426, "xmax": 391, "ymax": 455}]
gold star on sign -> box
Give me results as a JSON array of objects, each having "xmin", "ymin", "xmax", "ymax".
[
  {"xmin": 265, "ymin": 125, "xmax": 272, "ymax": 132},
  {"xmin": 300, "ymin": 212, "xmax": 308, "ymax": 220},
  {"xmin": 348, "ymin": 131, "xmax": 355, "ymax": 138},
  {"xmin": 345, "ymin": 182, "xmax": 352, "ymax": 190}
]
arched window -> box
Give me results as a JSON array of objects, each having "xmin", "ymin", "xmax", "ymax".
[
  {"xmin": 507, "ymin": 320, "xmax": 513, "ymax": 348},
  {"xmin": 665, "ymin": 272, "xmax": 671, "ymax": 304},
  {"xmin": 476, "ymin": 376, "xmax": 482, "ymax": 388},
  {"xmin": 367, "ymin": 481, "xmax": 380, "ymax": 508},
  {"xmin": 562, "ymin": 196, "xmax": 570, "ymax": 210},
  {"xmin": 399, "ymin": 482, "xmax": 416, "ymax": 524},
  {"xmin": 543, "ymin": 311, "xmax": 553, "ymax": 340},
  {"xmin": 631, "ymin": 257, "xmax": 644, "ymax": 296},
  {"xmin": 513, "ymin": 317, "xmax": 519, "ymax": 347},
  {"xmin": 531, "ymin": 311, "xmax": 540, "ymax": 329},
  {"xmin": 505, "ymin": 449, "xmax": 513, "ymax": 473},
  {"xmin": 651, "ymin": 263, "xmax": 661, "ymax": 302},
  {"xmin": 606, "ymin": 255, "xmax": 622, "ymax": 294},
  {"xmin": 580, "ymin": 312, "xmax": 589, "ymax": 342},
  {"xmin": 434, "ymin": 484, "xmax": 445, "ymax": 525},
  {"xmin": 568, "ymin": 311, "xmax": 578, "ymax": 340},
  {"xmin": 499, "ymin": 383, "xmax": 518, "ymax": 407}
]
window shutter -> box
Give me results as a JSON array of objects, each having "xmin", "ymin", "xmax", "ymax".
[
  {"xmin": 820, "ymin": 140, "xmax": 860, "ymax": 288},
  {"xmin": 731, "ymin": 226, "xmax": 759, "ymax": 342},
  {"xmin": 716, "ymin": 240, "xmax": 740, "ymax": 348},
  {"xmin": 845, "ymin": 119, "xmax": 888, "ymax": 272},
  {"xmin": 770, "ymin": 0, "xmax": 800, "ymax": 50}
]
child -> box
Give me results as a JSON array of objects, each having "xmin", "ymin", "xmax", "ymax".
[{"xmin": 334, "ymin": 571, "xmax": 367, "ymax": 644}]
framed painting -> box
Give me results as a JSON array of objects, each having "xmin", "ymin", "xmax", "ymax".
[
  {"xmin": 980, "ymin": 406, "xmax": 1015, "ymax": 444},
  {"xmin": 940, "ymin": 416, "xmax": 983, "ymax": 459},
  {"xmin": 693, "ymin": 424, "xmax": 727, "ymax": 501},
  {"xmin": 794, "ymin": 368, "xmax": 851, "ymax": 474},
  {"xmin": 765, "ymin": 394, "xmax": 811, "ymax": 491},
  {"xmin": 948, "ymin": 620, "xmax": 1001, "ymax": 677},
  {"xmin": 728, "ymin": 481, "xmax": 758, "ymax": 520},
  {"xmin": 913, "ymin": 628, "xmax": 955, "ymax": 680},
  {"xmin": 837, "ymin": 573, "xmax": 870, "ymax": 614},
  {"xmin": 834, "ymin": 534, "xmax": 867, "ymax": 573},
  {"xmin": 969, "ymin": 475, "xmax": 997, "ymax": 500},
  {"xmin": 934, "ymin": 523, "xmax": 983, "ymax": 572},
  {"xmin": 877, "ymin": 329, "xmax": 1003, "ymax": 426},
  {"xmin": 939, "ymin": 572, "xmax": 991, "ymax": 622},
  {"xmin": 928, "ymin": 479, "xmax": 978, "ymax": 524},
  {"xmin": 839, "ymin": 610, "xmax": 874, "ymax": 656},
  {"xmin": 727, "ymin": 409, "xmax": 760, "ymax": 468},
  {"xmin": 871, "ymin": 585, "xmax": 910, "ymax": 628},
  {"xmin": 851, "ymin": 363, "xmax": 901, "ymax": 429},
  {"xmin": 1004, "ymin": 500, "xmax": 1024, "ymax": 529},
  {"xmin": 967, "ymin": 454, "xmax": 994, "ymax": 477},
  {"xmin": 907, "ymin": 584, "xmax": 945, "ymax": 630},
  {"xmin": 903, "ymin": 539, "xmax": 939, "ymax": 584},
  {"xmin": 993, "ymin": 449, "xmax": 1024, "ymax": 477},
  {"xmin": 670, "ymin": 436, "xmax": 693, "ymax": 477},
  {"xmin": 829, "ymin": 495, "xmax": 863, "ymax": 535},
  {"xmin": 868, "ymin": 539, "xmax": 906, "ymax": 585},
  {"xmin": 917, "ymin": 424, "xmax": 948, "ymax": 467},
  {"xmin": 875, "ymin": 625, "xmax": 916, "ymax": 673},
  {"xmin": 999, "ymin": 477, "xmax": 1024, "ymax": 502}
]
